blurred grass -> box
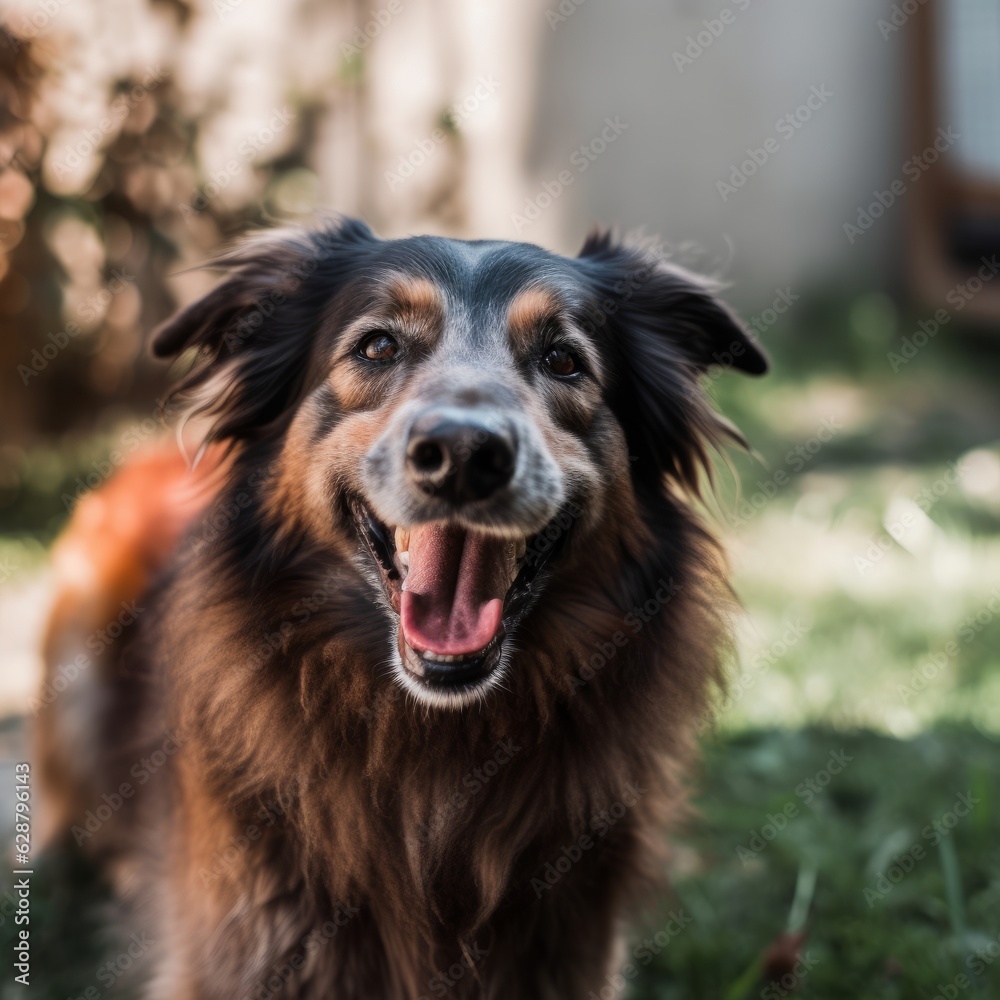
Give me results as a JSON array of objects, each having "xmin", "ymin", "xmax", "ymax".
[
  {"xmin": 629, "ymin": 727, "xmax": 1000, "ymax": 999},
  {"xmin": 1, "ymin": 288, "xmax": 999, "ymax": 996},
  {"xmin": 703, "ymin": 290, "xmax": 1000, "ymax": 738},
  {"xmin": 0, "ymin": 851, "xmax": 117, "ymax": 1000}
]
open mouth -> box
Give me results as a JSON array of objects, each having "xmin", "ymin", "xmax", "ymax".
[{"xmin": 349, "ymin": 500, "xmax": 570, "ymax": 700}]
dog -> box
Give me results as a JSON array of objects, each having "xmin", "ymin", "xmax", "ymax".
[{"xmin": 36, "ymin": 217, "xmax": 766, "ymax": 999}]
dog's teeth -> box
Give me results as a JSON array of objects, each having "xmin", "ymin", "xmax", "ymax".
[
  {"xmin": 417, "ymin": 636, "xmax": 498, "ymax": 664},
  {"xmin": 393, "ymin": 548, "xmax": 409, "ymax": 578},
  {"xmin": 394, "ymin": 526, "xmax": 410, "ymax": 553}
]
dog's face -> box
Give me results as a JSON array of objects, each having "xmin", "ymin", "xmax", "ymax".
[{"xmin": 153, "ymin": 220, "xmax": 765, "ymax": 707}]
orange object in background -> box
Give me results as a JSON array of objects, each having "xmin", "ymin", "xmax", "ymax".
[{"xmin": 35, "ymin": 441, "xmax": 227, "ymax": 846}]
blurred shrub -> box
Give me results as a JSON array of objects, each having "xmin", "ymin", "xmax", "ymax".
[{"xmin": 0, "ymin": 0, "xmax": 360, "ymax": 449}]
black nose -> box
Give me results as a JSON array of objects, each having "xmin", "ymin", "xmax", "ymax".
[{"xmin": 406, "ymin": 410, "xmax": 517, "ymax": 504}]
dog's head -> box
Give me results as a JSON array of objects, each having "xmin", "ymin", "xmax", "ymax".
[{"xmin": 154, "ymin": 219, "xmax": 766, "ymax": 708}]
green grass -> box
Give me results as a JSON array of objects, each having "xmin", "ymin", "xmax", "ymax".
[{"xmin": 627, "ymin": 727, "xmax": 1000, "ymax": 1000}]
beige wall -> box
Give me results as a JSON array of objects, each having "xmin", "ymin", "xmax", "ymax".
[{"xmin": 523, "ymin": 0, "xmax": 908, "ymax": 308}]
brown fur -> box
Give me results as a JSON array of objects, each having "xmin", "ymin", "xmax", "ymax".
[{"xmin": 36, "ymin": 219, "xmax": 765, "ymax": 999}]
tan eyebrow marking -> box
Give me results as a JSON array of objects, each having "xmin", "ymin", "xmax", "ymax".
[
  {"xmin": 507, "ymin": 287, "xmax": 562, "ymax": 353},
  {"xmin": 386, "ymin": 275, "xmax": 446, "ymax": 326}
]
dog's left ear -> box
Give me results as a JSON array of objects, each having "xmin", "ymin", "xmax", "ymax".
[
  {"xmin": 574, "ymin": 232, "xmax": 768, "ymax": 489},
  {"xmin": 575, "ymin": 230, "xmax": 768, "ymax": 375},
  {"xmin": 153, "ymin": 218, "xmax": 376, "ymax": 444}
]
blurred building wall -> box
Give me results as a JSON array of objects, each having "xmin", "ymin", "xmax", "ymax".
[{"xmin": 519, "ymin": 0, "xmax": 908, "ymax": 309}]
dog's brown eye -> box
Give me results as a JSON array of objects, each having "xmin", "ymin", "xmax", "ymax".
[
  {"xmin": 542, "ymin": 346, "xmax": 579, "ymax": 379},
  {"xmin": 358, "ymin": 332, "xmax": 399, "ymax": 362}
]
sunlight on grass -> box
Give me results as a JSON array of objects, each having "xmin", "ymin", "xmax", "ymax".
[{"xmin": 714, "ymin": 447, "xmax": 1000, "ymax": 738}]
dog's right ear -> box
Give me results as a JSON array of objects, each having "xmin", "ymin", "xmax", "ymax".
[{"xmin": 153, "ymin": 218, "xmax": 376, "ymax": 444}]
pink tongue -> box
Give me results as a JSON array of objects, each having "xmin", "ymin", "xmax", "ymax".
[{"xmin": 400, "ymin": 523, "xmax": 506, "ymax": 656}]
